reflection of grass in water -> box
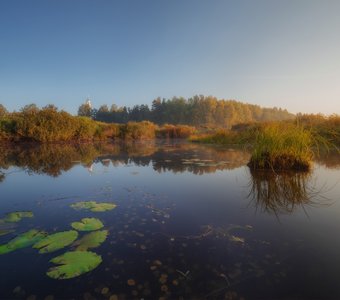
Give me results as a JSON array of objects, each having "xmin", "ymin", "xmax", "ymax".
[{"xmin": 247, "ymin": 169, "xmax": 331, "ymax": 215}]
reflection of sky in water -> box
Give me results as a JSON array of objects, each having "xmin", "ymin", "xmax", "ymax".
[{"xmin": 0, "ymin": 143, "xmax": 340, "ymax": 299}]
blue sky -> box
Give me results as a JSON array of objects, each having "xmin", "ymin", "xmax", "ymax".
[{"xmin": 0, "ymin": 0, "xmax": 339, "ymax": 115}]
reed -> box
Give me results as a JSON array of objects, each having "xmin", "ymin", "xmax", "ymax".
[
  {"xmin": 248, "ymin": 123, "xmax": 313, "ymax": 171},
  {"xmin": 189, "ymin": 128, "xmax": 254, "ymax": 145}
]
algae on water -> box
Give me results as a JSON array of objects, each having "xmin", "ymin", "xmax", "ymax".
[
  {"xmin": 33, "ymin": 230, "xmax": 79, "ymax": 254},
  {"xmin": 0, "ymin": 229, "xmax": 47, "ymax": 255},
  {"xmin": 71, "ymin": 218, "xmax": 104, "ymax": 231},
  {"xmin": 47, "ymin": 251, "xmax": 102, "ymax": 279},
  {"xmin": 70, "ymin": 201, "xmax": 116, "ymax": 212},
  {"xmin": 73, "ymin": 230, "xmax": 108, "ymax": 251}
]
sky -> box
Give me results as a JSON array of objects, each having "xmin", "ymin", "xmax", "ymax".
[{"xmin": 0, "ymin": 0, "xmax": 340, "ymax": 115}]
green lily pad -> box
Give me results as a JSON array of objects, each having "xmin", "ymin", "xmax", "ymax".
[
  {"xmin": 71, "ymin": 218, "xmax": 104, "ymax": 231},
  {"xmin": 33, "ymin": 230, "xmax": 79, "ymax": 254},
  {"xmin": 3, "ymin": 211, "xmax": 33, "ymax": 223},
  {"xmin": 0, "ymin": 229, "xmax": 47, "ymax": 255},
  {"xmin": 73, "ymin": 230, "xmax": 108, "ymax": 251},
  {"xmin": 70, "ymin": 201, "xmax": 117, "ymax": 212},
  {"xmin": 47, "ymin": 251, "xmax": 102, "ymax": 279}
]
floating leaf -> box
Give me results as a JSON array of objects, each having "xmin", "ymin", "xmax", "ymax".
[
  {"xmin": 229, "ymin": 235, "xmax": 245, "ymax": 243},
  {"xmin": 0, "ymin": 230, "xmax": 47, "ymax": 255},
  {"xmin": 47, "ymin": 251, "xmax": 102, "ymax": 279},
  {"xmin": 70, "ymin": 201, "xmax": 116, "ymax": 212},
  {"xmin": 3, "ymin": 211, "xmax": 33, "ymax": 223},
  {"xmin": 73, "ymin": 230, "xmax": 108, "ymax": 251},
  {"xmin": 71, "ymin": 218, "xmax": 104, "ymax": 231},
  {"xmin": 33, "ymin": 231, "xmax": 79, "ymax": 254}
]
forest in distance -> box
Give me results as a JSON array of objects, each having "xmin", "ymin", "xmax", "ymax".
[
  {"xmin": 78, "ymin": 95, "xmax": 294, "ymax": 126},
  {"xmin": 0, "ymin": 96, "xmax": 339, "ymax": 147}
]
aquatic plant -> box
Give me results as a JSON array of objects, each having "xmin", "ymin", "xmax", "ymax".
[
  {"xmin": 70, "ymin": 201, "xmax": 116, "ymax": 212},
  {"xmin": 71, "ymin": 218, "xmax": 104, "ymax": 231},
  {"xmin": 3, "ymin": 211, "xmax": 33, "ymax": 223},
  {"xmin": 0, "ymin": 229, "xmax": 47, "ymax": 255},
  {"xmin": 33, "ymin": 230, "xmax": 79, "ymax": 254},
  {"xmin": 46, "ymin": 251, "xmax": 102, "ymax": 279},
  {"xmin": 73, "ymin": 230, "xmax": 108, "ymax": 251},
  {"xmin": 248, "ymin": 123, "xmax": 314, "ymax": 171}
]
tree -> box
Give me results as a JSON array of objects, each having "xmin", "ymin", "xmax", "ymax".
[
  {"xmin": 98, "ymin": 105, "xmax": 109, "ymax": 113},
  {"xmin": 43, "ymin": 104, "xmax": 58, "ymax": 112},
  {"xmin": 20, "ymin": 103, "xmax": 39, "ymax": 114},
  {"xmin": 0, "ymin": 104, "xmax": 8, "ymax": 117},
  {"xmin": 78, "ymin": 101, "xmax": 93, "ymax": 117}
]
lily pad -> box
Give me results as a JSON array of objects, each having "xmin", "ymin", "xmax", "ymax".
[
  {"xmin": 3, "ymin": 211, "xmax": 33, "ymax": 223},
  {"xmin": 70, "ymin": 201, "xmax": 116, "ymax": 212},
  {"xmin": 33, "ymin": 230, "xmax": 79, "ymax": 254},
  {"xmin": 73, "ymin": 230, "xmax": 108, "ymax": 251},
  {"xmin": 47, "ymin": 251, "xmax": 102, "ymax": 279},
  {"xmin": 71, "ymin": 218, "xmax": 104, "ymax": 231},
  {"xmin": 0, "ymin": 229, "xmax": 47, "ymax": 255}
]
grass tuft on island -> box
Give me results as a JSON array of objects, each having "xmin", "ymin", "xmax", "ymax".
[{"xmin": 247, "ymin": 123, "xmax": 314, "ymax": 171}]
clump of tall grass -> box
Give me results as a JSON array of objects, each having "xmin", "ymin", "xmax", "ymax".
[{"xmin": 248, "ymin": 123, "xmax": 313, "ymax": 171}]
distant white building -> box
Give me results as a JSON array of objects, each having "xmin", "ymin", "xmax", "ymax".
[{"xmin": 85, "ymin": 98, "xmax": 92, "ymax": 108}]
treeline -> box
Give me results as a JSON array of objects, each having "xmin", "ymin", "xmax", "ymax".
[
  {"xmin": 0, "ymin": 104, "xmax": 195, "ymax": 142},
  {"xmin": 78, "ymin": 95, "xmax": 294, "ymax": 127}
]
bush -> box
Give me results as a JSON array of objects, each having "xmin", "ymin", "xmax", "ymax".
[
  {"xmin": 156, "ymin": 124, "xmax": 196, "ymax": 138},
  {"xmin": 120, "ymin": 121, "xmax": 156, "ymax": 140}
]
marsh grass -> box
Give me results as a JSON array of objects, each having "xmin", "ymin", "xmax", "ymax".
[
  {"xmin": 189, "ymin": 129, "xmax": 254, "ymax": 145},
  {"xmin": 248, "ymin": 123, "xmax": 314, "ymax": 171}
]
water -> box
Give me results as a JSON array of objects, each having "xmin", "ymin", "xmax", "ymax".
[{"xmin": 0, "ymin": 141, "xmax": 339, "ymax": 300}]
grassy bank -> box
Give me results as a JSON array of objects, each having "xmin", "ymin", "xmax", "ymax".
[
  {"xmin": 189, "ymin": 127, "xmax": 256, "ymax": 145},
  {"xmin": 0, "ymin": 107, "xmax": 196, "ymax": 143}
]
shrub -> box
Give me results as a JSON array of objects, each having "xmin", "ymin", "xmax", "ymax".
[
  {"xmin": 120, "ymin": 121, "xmax": 156, "ymax": 140},
  {"xmin": 157, "ymin": 124, "xmax": 196, "ymax": 138}
]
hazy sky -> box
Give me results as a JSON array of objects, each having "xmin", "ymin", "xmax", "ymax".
[{"xmin": 1, "ymin": 0, "xmax": 339, "ymax": 115}]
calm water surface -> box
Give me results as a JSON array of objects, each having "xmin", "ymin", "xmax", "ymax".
[{"xmin": 0, "ymin": 141, "xmax": 339, "ymax": 300}]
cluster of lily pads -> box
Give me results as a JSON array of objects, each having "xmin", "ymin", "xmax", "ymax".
[{"xmin": 0, "ymin": 201, "xmax": 116, "ymax": 280}]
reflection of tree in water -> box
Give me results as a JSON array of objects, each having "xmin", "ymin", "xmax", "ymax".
[
  {"xmin": 0, "ymin": 143, "xmax": 251, "ymax": 181},
  {"xmin": 0, "ymin": 171, "xmax": 5, "ymax": 182},
  {"xmin": 247, "ymin": 169, "xmax": 331, "ymax": 215},
  {"xmin": 151, "ymin": 145, "xmax": 250, "ymax": 175}
]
